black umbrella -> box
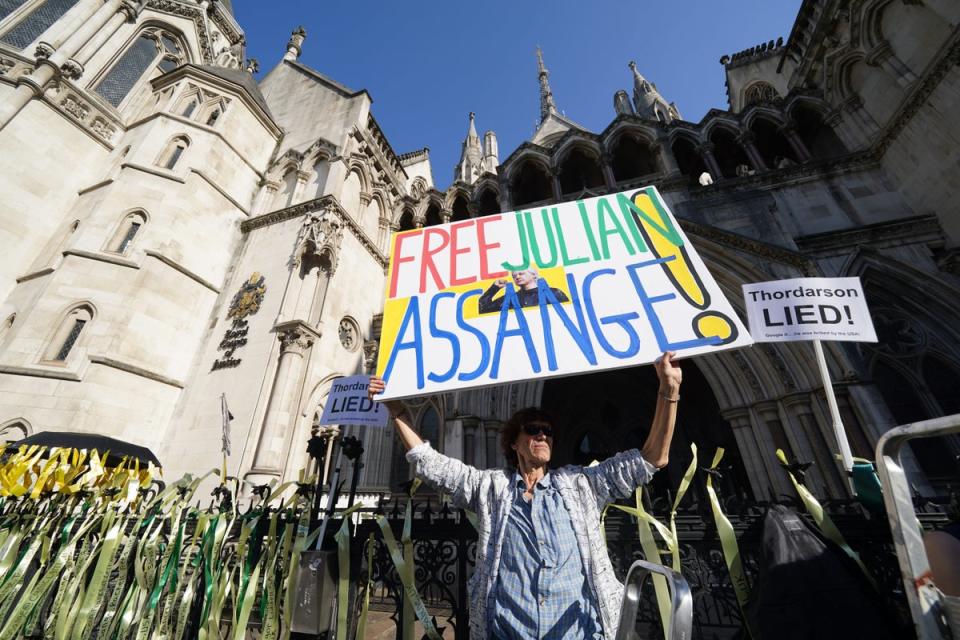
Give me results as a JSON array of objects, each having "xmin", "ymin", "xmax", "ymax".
[{"xmin": 9, "ymin": 431, "xmax": 162, "ymax": 468}]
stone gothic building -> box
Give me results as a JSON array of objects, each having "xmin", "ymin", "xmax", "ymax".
[{"xmin": 0, "ymin": 0, "xmax": 958, "ymax": 501}]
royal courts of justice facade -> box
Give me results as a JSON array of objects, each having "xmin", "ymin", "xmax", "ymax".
[{"xmin": 0, "ymin": 0, "xmax": 958, "ymax": 499}]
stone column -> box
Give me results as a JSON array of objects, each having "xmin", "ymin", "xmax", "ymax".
[
  {"xmin": 253, "ymin": 180, "xmax": 280, "ymax": 214},
  {"xmin": 0, "ymin": 0, "xmax": 134, "ymax": 131},
  {"xmin": 75, "ymin": 0, "xmax": 137, "ymax": 65},
  {"xmin": 842, "ymin": 95, "xmax": 879, "ymax": 140},
  {"xmin": 498, "ymin": 177, "xmax": 514, "ymax": 212},
  {"xmin": 291, "ymin": 170, "xmax": 311, "ymax": 206},
  {"xmin": 823, "ymin": 107, "xmax": 864, "ymax": 150},
  {"xmin": 246, "ymin": 322, "xmax": 318, "ymax": 484},
  {"xmin": 653, "ymin": 140, "xmax": 681, "ymax": 176},
  {"xmin": 736, "ymin": 131, "xmax": 768, "ymax": 172},
  {"xmin": 377, "ymin": 216, "xmax": 391, "ymax": 249},
  {"xmin": 441, "ymin": 209, "xmax": 453, "ymax": 224},
  {"xmin": 778, "ymin": 121, "xmax": 813, "ymax": 163},
  {"xmin": 866, "ymin": 40, "xmax": 917, "ymax": 88},
  {"xmin": 696, "ymin": 142, "xmax": 722, "ymax": 182},
  {"xmin": 722, "ymin": 409, "xmax": 771, "ymax": 501},
  {"xmin": 549, "ymin": 169, "xmax": 563, "ymax": 203},
  {"xmin": 600, "ymin": 152, "xmax": 617, "ymax": 188}
]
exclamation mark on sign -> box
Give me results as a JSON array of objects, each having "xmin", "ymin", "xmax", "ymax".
[
  {"xmin": 627, "ymin": 190, "xmax": 738, "ymax": 345},
  {"xmin": 844, "ymin": 305, "xmax": 853, "ymax": 324}
]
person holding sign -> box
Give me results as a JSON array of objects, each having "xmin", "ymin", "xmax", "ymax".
[
  {"xmin": 369, "ymin": 351, "xmax": 682, "ymax": 639},
  {"xmin": 478, "ymin": 267, "xmax": 570, "ymax": 314}
]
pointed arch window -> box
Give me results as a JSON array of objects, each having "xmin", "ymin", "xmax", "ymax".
[
  {"xmin": 0, "ymin": 0, "xmax": 78, "ymax": 50},
  {"xmin": 44, "ymin": 304, "xmax": 93, "ymax": 363},
  {"xmin": 157, "ymin": 136, "xmax": 189, "ymax": 170},
  {"xmin": 108, "ymin": 211, "xmax": 147, "ymax": 254},
  {"xmin": 93, "ymin": 28, "xmax": 184, "ymax": 108}
]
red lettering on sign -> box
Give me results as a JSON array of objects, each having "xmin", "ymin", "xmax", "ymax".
[
  {"xmin": 389, "ymin": 230, "xmax": 422, "ymax": 298},
  {"xmin": 449, "ymin": 221, "xmax": 474, "ymax": 287},
  {"xmin": 420, "ymin": 227, "xmax": 450, "ymax": 293},
  {"xmin": 476, "ymin": 216, "xmax": 507, "ymax": 281}
]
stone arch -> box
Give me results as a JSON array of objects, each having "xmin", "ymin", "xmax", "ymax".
[
  {"xmin": 846, "ymin": 57, "xmax": 903, "ymax": 126},
  {"xmin": 510, "ymin": 156, "xmax": 553, "ymax": 207},
  {"xmin": 607, "ymin": 133, "xmax": 658, "ymax": 182},
  {"xmin": 345, "ymin": 158, "xmax": 372, "ymax": 194},
  {"xmin": 669, "ymin": 133, "xmax": 708, "ymax": 185},
  {"xmin": 877, "ymin": 0, "xmax": 951, "ymax": 75},
  {"xmin": 0, "ymin": 418, "xmax": 30, "ymax": 443},
  {"xmin": 705, "ymin": 123, "xmax": 753, "ymax": 178},
  {"xmin": 396, "ymin": 205, "xmax": 416, "ymax": 231},
  {"xmin": 286, "ymin": 373, "xmax": 349, "ymax": 478},
  {"xmin": 340, "ymin": 168, "xmax": 364, "ymax": 218},
  {"xmin": 555, "ymin": 143, "xmax": 604, "ymax": 196},
  {"xmin": 156, "ymin": 134, "xmax": 190, "ymax": 170},
  {"xmin": 449, "ymin": 192, "xmax": 470, "ymax": 222},
  {"xmin": 742, "ymin": 81, "xmax": 779, "ymax": 108},
  {"xmin": 474, "ymin": 185, "xmax": 501, "ymax": 216},
  {"xmin": 42, "ymin": 301, "xmax": 97, "ymax": 363},
  {"xmin": 748, "ymin": 114, "xmax": 798, "ymax": 168},
  {"xmin": 789, "ymin": 99, "xmax": 847, "ymax": 158}
]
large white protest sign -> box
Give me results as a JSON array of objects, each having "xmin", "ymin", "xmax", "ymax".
[
  {"xmin": 375, "ymin": 186, "xmax": 753, "ymax": 400},
  {"xmin": 742, "ymin": 277, "xmax": 877, "ymax": 343},
  {"xmin": 318, "ymin": 375, "xmax": 388, "ymax": 427}
]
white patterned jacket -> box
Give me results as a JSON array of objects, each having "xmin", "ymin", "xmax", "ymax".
[{"xmin": 406, "ymin": 443, "xmax": 657, "ymax": 639}]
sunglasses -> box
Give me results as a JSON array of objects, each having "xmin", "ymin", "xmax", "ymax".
[{"xmin": 522, "ymin": 423, "xmax": 554, "ymax": 438}]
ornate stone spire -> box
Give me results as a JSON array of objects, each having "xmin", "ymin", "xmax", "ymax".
[
  {"xmin": 455, "ymin": 112, "xmax": 484, "ymax": 184},
  {"xmin": 284, "ymin": 26, "xmax": 306, "ymax": 62},
  {"xmin": 628, "ymin": 60, "xmax": 680, "ymax": 123},
  {"xmin": 537, "ymin": 46, "xmax": 558, "ymax": 122}
]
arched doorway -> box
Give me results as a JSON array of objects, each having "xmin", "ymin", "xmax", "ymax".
[{"xmin": 540, "ymin": 361, "xmax": 751, "ymax": 500}]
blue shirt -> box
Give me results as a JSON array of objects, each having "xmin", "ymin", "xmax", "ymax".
[{"xmin": 490, "ymin": 472, "xmax": 605, "ymax": 639}]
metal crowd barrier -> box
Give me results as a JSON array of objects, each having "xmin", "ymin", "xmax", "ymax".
[
  {"xmin": 876, "ymin": 413, "xmax": 960, "ymax": 640},
  {"xmin": 615, "ymin": 559, "xmax": 693, "ymax": 640}
]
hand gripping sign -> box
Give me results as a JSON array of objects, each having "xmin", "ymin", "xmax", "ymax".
[{"xmin": 376, "ymin": 186, "xmax": 753, "ymax": 400}]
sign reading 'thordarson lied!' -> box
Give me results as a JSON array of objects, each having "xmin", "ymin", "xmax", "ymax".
[
  {"xmin": 375, "ymin": 186, "xmax": 753, "ymax": 400},
  {"xmin": 741, "ymin": 277, "xmax": 877, "ymax": 343}
]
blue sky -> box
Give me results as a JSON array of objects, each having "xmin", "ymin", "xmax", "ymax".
[{"xmin": 235, "ymin": 1, "xmax": 800, "ymax": 189}]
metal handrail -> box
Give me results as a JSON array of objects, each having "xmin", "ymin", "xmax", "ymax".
[
  {"xmin": 615, "ymin": 559, "xmax": 693, "ymax": 640},
  {"xmin": 875, "ymin": 413, "xmax": 960, "ymax": 640}
]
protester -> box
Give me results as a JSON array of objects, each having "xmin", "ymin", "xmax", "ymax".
[
  {"xmin": 369, "ymin": 351, "xmax": 682, "ymax": 639},
  {"xmin": 478, "ymin": 268, "xmax": 570, "ymax": 314}
]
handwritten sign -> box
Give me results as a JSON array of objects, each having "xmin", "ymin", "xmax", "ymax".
[
  {"xmin": 318, "ymin": 376, "xmax": 388, "ymax": 427},
  {"xmin": 742, "ymin": 277, "xmax": 877, "ymax": 343},
  {"xmin": 376, "ymin": 187, "xmax": 753, "ymax": 399}
]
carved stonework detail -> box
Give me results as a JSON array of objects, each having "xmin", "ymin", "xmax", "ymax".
[
  {"xmin": 338, "ymin": 317, "xmax": 360, "ymax": 352},
  {"xmin": 279, "ymin": 326, "xmax": 314, "ymax": 355},
  {"xmin": 362, "ymin": 339, "xmax": 378, "ymax": 373},
  {"xmin": 293, "ymin": 209, "xmax": 344, "ymax": 272},
  {"xmin": 228, "ymin": 273, "xmax": 267, "ymax": 319},
  {"xmin": 33, "ymin": 42, "xmax": 54, "ymax": 62},
  {"xmin": 866, "ymin": 309, "xmax": 926, "ymax": 358},
  {"xmin": 61, "ymin": 60, "xmax": 83, "ymax": 81},
  {"xmin": 60, "ymin": 94, "xmax": 89, "ymax": 121},
  {"xmin": 90, "ymin": 117, "xmax": 116, "ymax": 141},
  {"xmin": 0, "ymin": 59, "xmax": 14, "ymax": 76},
  {"xmin": 213, "ymin": 273, "xmax": 267, "ymax": 371}
]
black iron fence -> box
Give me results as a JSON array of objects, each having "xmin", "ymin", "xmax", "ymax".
[{"xmin": 328, "ymin": 492, "xmax": 949, "ymax": 640}]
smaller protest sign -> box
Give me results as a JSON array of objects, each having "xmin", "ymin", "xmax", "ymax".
[
  {"xmin": 318, "ymin": 375, "xmax": 388, "ymax": 427},
  {"xmin": 742, "ymin": 277, "xmax": 877, "ymax": 343}
]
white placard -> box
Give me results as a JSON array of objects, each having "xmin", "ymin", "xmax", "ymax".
[
  {"xmin": 318, "ymin": 375, "xmax": 388, "ymax": 427},
  {"xmin": 376, "ymin": 186, "xmax": 753, "ymax": 400},
  {"xmin": 742, "ymin": 277, "xmax": 877, "ymax": 343}
]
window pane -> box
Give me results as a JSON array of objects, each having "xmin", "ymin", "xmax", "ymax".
[
  {"xmin": 55, "ymin": 319, "xmax": 85, "ymax": 361},
  {"xmin": 1, "ymin": 0, "xmax": 78, "ymax": 49},
  {"xmin": 164, "ymin": 145, "xmax": 184, "ymax": 169},
  {"xmin": 206, "ymin": 109, "xmax": 220, "ymax": 126},
  {"xmin": 117, "ymin": 222, "xmax": 140, "ymax": 253},
  {"xmin": 159, "ymin": 34, "xmax": 179, "ymax": 54},
  {"xmin": 0, "ymin": 0, "xmax": 28, "ymax": 23},
  {"xmin": 94, "ymin": 34, "xmax": 157, "ymax": 107},
  {"xmin": 182, "ymin": 100, "xmax": 197, "ymax": 118},
  {"xmin": 157, "ymin": 56, "xmax": 178, "ymax": 73}
]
